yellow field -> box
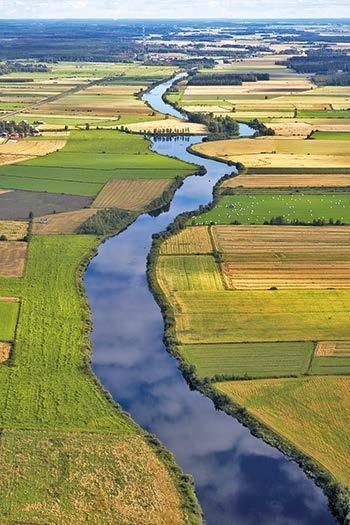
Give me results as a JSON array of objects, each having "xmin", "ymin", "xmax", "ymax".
[
  {"xmin": 315, "ymin": 341, "xmax": 350, "ymax": 357},
  {"xmin": 216, "ymin": 376, "xmax": 350, "ymax": 486},
  {"xmin": 159, "ymin": 226, "xmax": 213, "ymax": 255},
  {"xmin": 124, "ymin": 118, "xmax": 207, "ymax": 134},
  {"xmin": 193, "ymin": 137, "xmax": 350, "ymax": 168},
  {"xmin": 33, "ymin": 209, "xmax": 98, "ymax": 235},
  {"xmin": 0, "ymin": 241, "xmax": 27, "ymax": 277},
  {"xmin": 0, "ymin": 220, "xmax": 28, "ymax": 240},
  {"xmin": 92, "ymin": 179, "xmax": 173, "ymax": 212},
  {"xmin": 0, "ymin": 342, "xmax": 11, "ymax": 363},
  {"xmin": 221, "ymin": 172, "xmax": 350, "ymax": 188},
  {"xmin": 0, "ymin": 139, "xmax": 66, "ymax": 166}
]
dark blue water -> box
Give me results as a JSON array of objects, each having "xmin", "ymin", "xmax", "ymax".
[{"xmin": 86, "ymin": 78, "xmax": 337, "ymax": 525}]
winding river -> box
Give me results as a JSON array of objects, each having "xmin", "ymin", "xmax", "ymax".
[{"xmin": 86, "ymin": 74, "xmax": 337, "ymax": 524}]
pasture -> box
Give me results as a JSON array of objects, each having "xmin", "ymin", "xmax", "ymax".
[
  {"xmin": 190, "ymin": 194, "xmax": 350, "ymax": 225},
  {"xmin": 0, "ymin": 299, "xmax": 19, "ymax": 341},
  {"xmin": 179, "ymin": 341, "xmax": 314, "ymax": 379},
  {"xmin": 93, "ymin": 178, "xmax": 173, "ymax": 211},
  {"xmin": 216, "ymin": 376, "xmax": 350, "ymax": 486},
  {"xmin": 0, "ymin": 241, "xmax": 27, "ymax": 277},
  {"xmin": 0, "ymin": 131, "xmax": 196, "ymax": 196}
]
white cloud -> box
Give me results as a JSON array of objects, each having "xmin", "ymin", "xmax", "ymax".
[{"xmin": 0, "ymin": 0, "xmax": 349, "ymax": 19}]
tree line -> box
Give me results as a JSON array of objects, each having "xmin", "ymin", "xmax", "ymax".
[{"xmin": 188, "ymin": 72, "xmax": 270, "ymax": 86}]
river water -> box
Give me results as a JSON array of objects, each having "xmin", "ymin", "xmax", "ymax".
[{"xmin": 86, "ymin": 75, "xmax": 337, "ymax": 524}]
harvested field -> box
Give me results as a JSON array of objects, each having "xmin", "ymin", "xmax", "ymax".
[
  {"xmin": 179, "ymin": 341, "xmax": 314, "ymax": 379},
  {"xmin": 221, "ymin": 172, "xmax": 350, "ymax": 189},
  {"xmin": 157, "ymin": 256, "xmax": 224, "ymax": 295},
  {"xmin": 33, "ymin": 209, "xmax": 98, "ymax": 235},
  {"xmin": 159, "ymin": 226, "xmax": 213, "ymax": 255},
  {"xmin": 0, "ymin": 241, "xmax": 27, "ymax": 277},
  {"xmin": 315, "ymin": 341, "xmax": 350, "ymax": 357},
  {"xmin": 0, "ymin": 220, "xmax": 27, "ymax": 240},
  {"xmin": 172, "ymin": 289, "xmax": 350, "ymax": 344},
  {"xmin": 0, "ymin": 299, "xmax": 19, "ymax": 341},
  {"xmin": 93, "ymin": 179, "xmax": 173, "ymax": 211},
  {"xmin": 215, "ymin": 376, "xmax": 350, "ymax": 486},
  {"xmin": 0, "ymin": 139, "xmax": 66, "ymax": 166},
  {"xmin": 0, "ymin": 189, "xmax": 92, "ymax": 220},
  {"xmin": 124, "ymin": 118, "xmax": 207, "ymax": 134},
  {"xmin": 192, "ymin": 137, "xmax": 350, "ymax": 169},
  {"xmin": 0, "ymin": 429, "xmax": 185, "ymax": 525},
  {"xmin": 212, "ymin": 225, "xmax": 350, "ymax": 289},
  {"xmin": 0, "ymin": 342, "xmax": 11, "ymax": 363},
  {"xmin": 270, "ymin": 120, "xmax": 350, "ymax": 136}
]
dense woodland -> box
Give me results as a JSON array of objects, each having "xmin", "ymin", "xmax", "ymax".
[
  {"xmin": 187, "ymin": 112, "xmax": 239, "ymax": 140},
  {"xmin": 281, "ymin": 50, "xmax": 350, "ymax": 74},
  {"xmin": 0, "ymin": 61, "xmax": 49, "ymax": 76}
]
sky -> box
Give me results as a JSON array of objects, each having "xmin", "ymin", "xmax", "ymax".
[{"xmin": 0, "ymin": 0, "xmax": 349, "ymax": 19}]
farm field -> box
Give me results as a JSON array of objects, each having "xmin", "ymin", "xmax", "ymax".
[
  {"xmin": 0, "ymin": 189, "xmax": 91, "ymax": 220},
  {"xmin": 190, "ymin": 194, "xmax": 350, "ymax": 225},
  {"xmin": 0, "ymin": 342, "xmax": 11, "ymax": 363},
  {"xmin": 33, "ymin": 209, "xmax": 98, "ymax": 234},
  {"xmin": 0, "ymin": 138, "xmax": 66, "ymax": 166},
  {"xmin": 192, "ymin": 136, "xmax": 350, "ymax": 169},
  {"xmin": 0, "ymin": 298, "xmax": 19, "ymax": 341},
  {"xmin": 0, "ymin": 131, "xmax": 196, "ymax": 196},
  {"xmin": 0, "ymin": 241, "xmax": 27, "ymax": 277},
  {"xmin": 0, "ymin": 429, "xmax": 185, "ymax": 525},
  {"xmin": 159, "ymin": 226, "xmax": 213, "ymax": 255},
  {"xmin": 179, "ymin": 341, "xmax": 314, "ymax": 379},
  {"xmin": 0, "ymin": 219, "xmax": 27, "ymax": 239},
  {"xmin": 92, "ymin": 178, "xmax": 173, "ymax": 211},
  {"xmin": 124, "ymin": 117, "xmax": 207, "ymax": 134},
  {"xmin": 221, "ymin": 171, "xmax": 350, "ymax": 189},
  {"xmin": 216, "ymin": 377, "xmax": 350, "ymax": 486}
]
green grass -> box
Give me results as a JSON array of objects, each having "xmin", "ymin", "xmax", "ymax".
[
  {"xmin": 312, "ymin": 131, "xmax": 350, "ymax": 140},
  {"xmin": 179, "ymin": 341, "xmax": 314, "ymax": 379},
  {"xmin": 0, "ymin": 301, "xmax": 19, "ymax": 341},
  {"xmin": 298, "ymin": 109, "xmax": 350, "ymax": 119},
  {"xmin": 311, "ymin": 356, "xmax": 350, "ymax": 375},
  {"xmin": 174, "ymin": 289, "xmax": 350, "ymax": 344},
  {"xmin": 189, "ymin": 194, "xmax": 350, "ymax": 225},
  {"xmin": 0, "ymin": 130, "xmax": 196, "ymax": 196},
  {"xmin": 0, "ymin": 235, "xmax": 137, "ymax": 432}
]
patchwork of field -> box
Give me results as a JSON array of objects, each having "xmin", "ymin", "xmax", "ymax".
[
  {"xmin": 0, "ymin": 429, "xmax": 184, "ymax": 525},
  {"xmin": 0, "ymin": 298, "xmax": 19, "ymax": 341},
  {"xmin": 0, "ymin": 131, "xmax": 196, "ymax": 196},
  {"xmin": 216, "ymin": 377, "xmax": 350, "ymax": 486},
  {"xmin": 221, "ymin": 171, "xmax": 350, "ymax": 189},
  {"xmin": 93, "ymin": 178, "xmax": 173, "ymax": 211},
  {"xmin": 0, "ymin": 138, "xmax": 66, "ymax": 166},
  {"xmin": 0, "ymin": 241, "xmax": 27, "ymax": 277},
  {"xmin": 190, "ymin": 194, "xmax": 350, "ymax": 225},
  {"xmin": 192, "ymin": 137, "xmax": 350, "ymax": 169},
  {"xmin": 0, "ymin": 219, "xmax": 27, "ymax": 240},
  {"xmin": 33, "ymin": 209, "xmax": 98, "ymax": 234}
]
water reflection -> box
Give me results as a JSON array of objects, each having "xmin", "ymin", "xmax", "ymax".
[{"xmin": 86, "ymin": 89, "xmax": 337, "ymax": 524}]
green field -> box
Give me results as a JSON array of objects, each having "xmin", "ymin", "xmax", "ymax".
[
  {"xmin": 0, "ymin": 301, "xmax": 19, "ymax": 341},
  {"xmin": 0, "ymin": 131, "xmax": 196, "ymax": 196},
  {"xmin": 0, "ymin": 235, "xmax": 136, "ymax": 431},
  {"xmin": 174, "ymin": 289, "xmax": 350, "ymax": 344},
  {"xmin": 312, "ymin": 131, "xmax": 350, "ymax": 140},
  {"xmin": 298, "ymin": 109, "xmax": 350, "ymax": 119},
  {"xmin": 179, "ymin": 341, "xmax": 314, "ymax": 379},
  {"xmin": 190, "ymin": 194, "xmax": 350, "ymax": 225},
  {"xmin": 311, "ymin": 356, "xmax": 350, "ymax": 375}
]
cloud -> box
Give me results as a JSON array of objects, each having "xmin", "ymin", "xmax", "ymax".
[{"xmin": 0, "ymin": 0, "xmax": 349, "ymax": 18}]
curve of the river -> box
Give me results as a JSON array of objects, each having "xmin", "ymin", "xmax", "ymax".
[{"xmin": 86, "ymin": 74, "xmax": 337, "ymax": 525}]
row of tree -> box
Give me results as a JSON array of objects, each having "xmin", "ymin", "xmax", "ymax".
[
  {"xmin": 188, "ymin": 72, "xmax": 269, "ymax": 86},
  {"xmin": 0, "ymin": 61, "xmax": 49, "ymax": 76}
]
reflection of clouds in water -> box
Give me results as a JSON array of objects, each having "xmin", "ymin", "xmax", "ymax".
[{"xmin": 86, "ymin": 133, "xmax": 336, "ymax": 525}]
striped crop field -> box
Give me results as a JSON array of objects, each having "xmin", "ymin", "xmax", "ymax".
[{"xmin": 159, "ymin": 226, "xmax": 213, "ymax": 255}]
